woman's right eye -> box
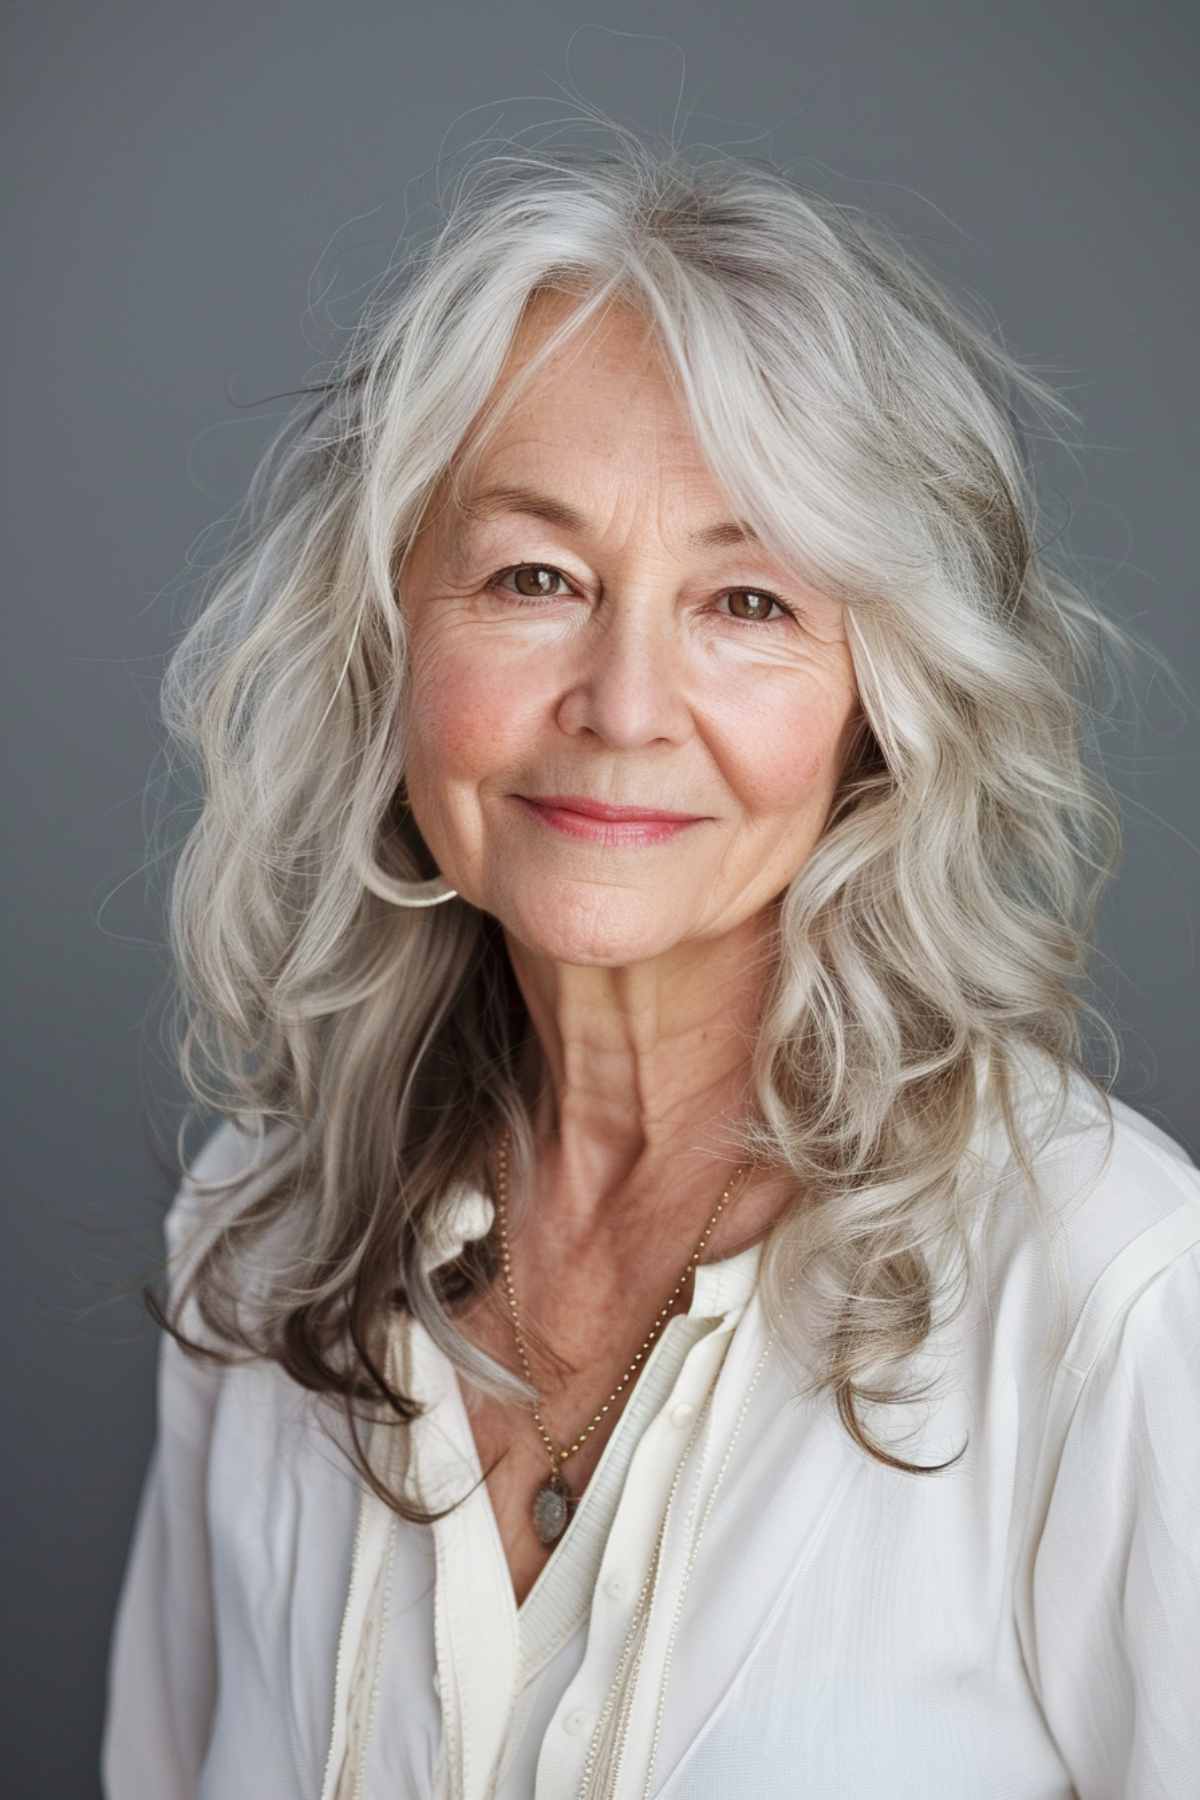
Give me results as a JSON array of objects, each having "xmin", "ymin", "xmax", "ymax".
[{"xmin": 486, "ymin": 563, "xmax": 574, "ymax": 602}]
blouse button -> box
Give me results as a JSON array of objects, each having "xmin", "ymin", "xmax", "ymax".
[
  {"xmin": 602, "ymin": 1572, "xmax": 627, "ymax": 1601},
  {"xmin": 563, "ymin": 1706, "xmax": 591, "ymax": 1735},
  {"xmin": 669, "ymin": 1401, "xmax": 696, "ymax": 1427}
]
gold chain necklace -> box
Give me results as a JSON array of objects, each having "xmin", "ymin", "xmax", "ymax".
[{"xmin": 492, "ymin": 1123, "xmax": 751, "ymax": 1547}]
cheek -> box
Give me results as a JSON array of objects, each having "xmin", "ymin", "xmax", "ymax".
[
  {"xmin": 739, "ymin": 734, "xmax": 830, "ymax": 814},
  {"xmin": 407, "ymin": 636, "xmax": 529, "ymax": 780},
  {"xmin": 726, "ymin": 678, "xmax": 857, "ymax": 816}
]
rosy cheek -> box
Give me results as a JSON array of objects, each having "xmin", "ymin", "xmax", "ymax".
[
  {"xmin": 756, "ymin": 676, "xmax": 859, "ymax": 803},
  {"xmin": 410, "ymin": 647, "xmax": 522, "ymax": 777},
  {"xmin": 737, "ymin": 722, "xmax": 830, "ymax": 810}
]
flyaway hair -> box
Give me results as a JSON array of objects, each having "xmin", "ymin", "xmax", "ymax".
[{"xmin": 147, "ymin": 109, "xmax": 1159, "ymax": 1518}]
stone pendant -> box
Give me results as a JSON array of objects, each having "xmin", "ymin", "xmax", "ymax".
[{"xmin": 531, "ymin": 1469, "xmax": 573, "ymax": 1546}]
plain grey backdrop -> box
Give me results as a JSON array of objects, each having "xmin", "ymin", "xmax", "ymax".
[{"xmin": 3, "ymin": 2, "xmax": 1197, "ymax": 1789}]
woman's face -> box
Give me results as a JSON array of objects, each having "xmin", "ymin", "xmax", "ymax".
[{"xmin": 398, "ymin": 291, "xmax": 862, "ymax": 967}]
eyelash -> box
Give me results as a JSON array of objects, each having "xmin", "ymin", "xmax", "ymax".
[{"xmin": 484, "ymin": 563, "xmax": 799, "ymax": 627}]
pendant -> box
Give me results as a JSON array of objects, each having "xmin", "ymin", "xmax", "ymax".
[{"xmin": 531, "ymin": 1469, "xmax": 573, "ymax": 1546}]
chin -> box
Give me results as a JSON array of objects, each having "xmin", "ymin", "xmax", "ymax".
[{"xmin": 502, "ymin": 894, "xmax": 687, "ymax": 965}]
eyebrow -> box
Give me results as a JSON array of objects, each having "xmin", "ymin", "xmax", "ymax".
[{"xmin": 461, "ymin": 483, "xmax": 763, "ymax": 552}]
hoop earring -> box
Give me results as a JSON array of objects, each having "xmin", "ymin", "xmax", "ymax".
[
  {"xmin": 386, "ymin": 780, "xmax": 458, "ymax": 907},
  {"xmin": 391, "ymin": 873, "xmax": 459, "ymax": 908}
]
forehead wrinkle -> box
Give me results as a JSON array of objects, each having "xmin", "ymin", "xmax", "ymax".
[{"xmin": 461, "ymin": 482, "xmax": 763, "ymax": 552}]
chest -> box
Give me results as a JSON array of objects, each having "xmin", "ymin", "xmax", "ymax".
[
  {"xmin": 199, "ymin": 1299, "xmax": 1073, "ymax": 1800},
  {"xmin": 453, "ymin": 1285, "xmax": 680, "ymax": 1607}
]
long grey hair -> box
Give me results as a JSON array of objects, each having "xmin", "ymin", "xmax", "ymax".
[{"xmin": 150, "ymin": 113, "xmax": 1158, "ymax": 1518}]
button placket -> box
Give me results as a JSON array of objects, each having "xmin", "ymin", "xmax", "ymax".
[{"xmin": 531, "ymin": 1319, "xmax": 747, "ymax": 1797}]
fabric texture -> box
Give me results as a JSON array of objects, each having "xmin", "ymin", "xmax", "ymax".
[{"xmin": 101, "ymin": 1064, "xmax": 1200, "ymax": 1798}]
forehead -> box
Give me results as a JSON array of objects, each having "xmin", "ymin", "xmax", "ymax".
[
  {"xmin": 460, "ymin": 291, "xmax": 708, "ymax": 474},
  {"xmin": 455, "ymin": 478, "xmax": 763, "ymax": 556},
  {"xmin": 503, "ymin": 285, "xmax": 668, "ymax": 392},
  {"xmin": 443, "ymin": 297, "xmax": 760, "ymax": 544}
]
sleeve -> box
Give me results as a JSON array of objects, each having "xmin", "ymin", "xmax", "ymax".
[
  {"xmin": 100, "ymin": 1123, "xmax": 255, "ymax": 1798},
  {"xmin": 1029, "ymin": 1238, "xmax": 1200, "ymax": 1799}
]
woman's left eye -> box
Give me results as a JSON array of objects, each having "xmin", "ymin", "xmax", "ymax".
[
  {"xmin": 485, "ymin": 564, "xmax": 796, "ymax": 625},
  {"xmin": 719, "ymin": 587, "xmax": 797, "ymax": 626}
]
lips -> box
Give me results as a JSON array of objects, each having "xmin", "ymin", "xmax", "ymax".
[
  {"xmin": 518, "ymin": 794, "xmax": 703, "ymax": 822},
  {"xmin": 514, "ymin": 795, "xmax": 702, "ymax": 845}
]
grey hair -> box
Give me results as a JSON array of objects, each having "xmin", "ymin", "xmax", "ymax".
[{"xmin": 152, "ymin": 112, "xmax": 1160, "ymax": 1517}]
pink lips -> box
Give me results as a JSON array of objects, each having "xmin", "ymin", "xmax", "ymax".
[
  {"xmin": 514, "ymin": 795, "xmax": 703, "ymax": 845},
  {"xmin": 519, "ymin": 793, "xmax": 703, "ymax": 821}
]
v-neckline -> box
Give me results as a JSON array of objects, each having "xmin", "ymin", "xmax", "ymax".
[{"xmin": 444, "ymin": 1308, "xmax": 720, "ymax": 1640}]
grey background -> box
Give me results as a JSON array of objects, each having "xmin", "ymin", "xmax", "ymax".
[{"xmin": 3, "ymin": 2, "xmax": 1196, "ymax": 1789}]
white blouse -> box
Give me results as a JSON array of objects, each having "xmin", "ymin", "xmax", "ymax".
[{"xmin": 101, "ymin": 1061, "xmax": 1200, "ymax": 1798}]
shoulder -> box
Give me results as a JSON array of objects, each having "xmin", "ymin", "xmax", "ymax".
[
  {"xmin": 163, "ymin": 1115, "xmax": 303, "ymax": 1291},
  {"xmin": 1044, "ymin": 1080, "xmax": 1200, "ymax": 1398},
  {"xmin": 967, "ymin": 1049, "xmax": 1200, "ymax": 1377}
]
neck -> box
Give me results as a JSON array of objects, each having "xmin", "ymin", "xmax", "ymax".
[{"xmin": 504, "ymin": 905, "xmax": 784, "ymax": 1253}]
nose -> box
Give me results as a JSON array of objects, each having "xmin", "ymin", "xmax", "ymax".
[{"xmin": 554, "ymin": 597, "xmax": 693, "ymax": 748}]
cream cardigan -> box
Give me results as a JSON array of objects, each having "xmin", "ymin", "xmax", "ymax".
[{"xmin": 102, "ymin": 1061, "xmax": 1200, "ymax": 1797}]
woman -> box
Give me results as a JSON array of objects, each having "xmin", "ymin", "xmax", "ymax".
[{"xmin": 102, "ymin": 123, "xmax": 1200, "ymax": 1798}]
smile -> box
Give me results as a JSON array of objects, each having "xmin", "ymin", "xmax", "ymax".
[{"xmin": 513, "ymin": 796, "xmax": 703, "ymax": 846}]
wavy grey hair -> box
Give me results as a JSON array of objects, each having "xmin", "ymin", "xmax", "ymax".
[{"xmin": 150, "ymin": 114, "xmax": 1152, "ymax": 1520}]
